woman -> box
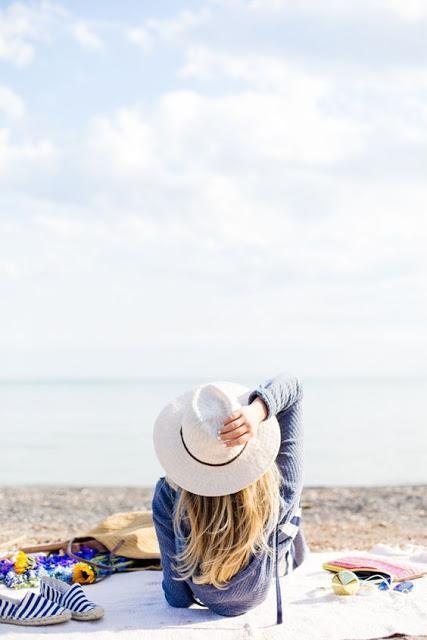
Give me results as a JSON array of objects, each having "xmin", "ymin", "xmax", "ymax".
[{"xmin": 151, "ymin": 371, "xmax": 308, "ymax": 624}]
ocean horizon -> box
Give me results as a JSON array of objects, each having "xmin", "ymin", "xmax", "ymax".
[{"xmin": 1, "ymin": 376, "xmax": 426, "ymax": 487}]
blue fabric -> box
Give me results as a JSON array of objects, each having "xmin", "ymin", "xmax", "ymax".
[
  {"xmin": 152, "ymin": 371, "xmax": 309, "ymax": 620},
  {"xmin": 274, "ymin": 523, "xmax": 282, "ymax": 624}
]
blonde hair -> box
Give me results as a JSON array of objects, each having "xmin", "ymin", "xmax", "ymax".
[{"xmin": 170, "ymin": 462, "xmax": 284, "ymax": 589}]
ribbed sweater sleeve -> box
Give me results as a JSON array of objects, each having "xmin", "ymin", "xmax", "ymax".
[
  {"xmin": 151, "ymin": 478, "xmax": 196, "ymax": 608},
  {"xmin": 248, "ymin": 371, "xmax": 304, "ymax": 516},
  {"xmin": 247, "ymin": 371, "xmax": 303, "ymax": 419}
]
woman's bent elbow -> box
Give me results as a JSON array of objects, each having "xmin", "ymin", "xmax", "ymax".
[{"xmin": 164, "ymin": 592, "xmax": 193, "ymax": 609}]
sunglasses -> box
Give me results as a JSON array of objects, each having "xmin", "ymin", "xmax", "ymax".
[{"xmin": 335, "ymin": 570, "xmax": 414, "ymax": 595}]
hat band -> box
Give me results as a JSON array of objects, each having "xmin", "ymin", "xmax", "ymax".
[{"xmin": 180, "ymin": 426, "xmax": 247, "ymax": 467}]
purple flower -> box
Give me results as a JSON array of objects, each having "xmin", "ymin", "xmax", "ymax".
[{"xmin": 0, "ymin": 559, "xmax": 14, "ymax": 578}]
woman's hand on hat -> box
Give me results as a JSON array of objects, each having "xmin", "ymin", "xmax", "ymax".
[{"xmin": 217, "ymin": 398, "xmax": 268, "ymax": 447}]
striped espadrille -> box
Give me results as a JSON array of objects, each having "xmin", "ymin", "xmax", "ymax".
[
  {"xmin": 40, "ymin": 576, "xmax": 104, "ymax": 621},
  {"xmin": 0, "ymin": 591, "xmax": 71, "ymax": 626}
]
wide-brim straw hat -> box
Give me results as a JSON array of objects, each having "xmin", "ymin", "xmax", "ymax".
[{"xmin": 153, "ymin": 381, "xmax": 281, "ymax": 497}]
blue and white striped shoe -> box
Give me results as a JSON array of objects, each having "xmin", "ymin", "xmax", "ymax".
[
  {"xmin": 0, "ymin": 591, "xmax": 71, "ymax": 626},
  {"xmin": 40, "ymin": 576, "xmax": 104, "ymax": 621}
]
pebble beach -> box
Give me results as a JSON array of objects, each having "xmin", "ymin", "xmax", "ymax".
[{"xmin": 1, "ymin": 485, "xmax": 425, "ymax": 551}]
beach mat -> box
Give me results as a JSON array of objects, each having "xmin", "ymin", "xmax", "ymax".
[{"xmin": 1, "ymin": 544, "xmax": 426, "ymax": 639}]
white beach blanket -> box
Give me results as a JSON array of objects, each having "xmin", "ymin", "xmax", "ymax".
[{"xmin": 1, "ymin": 544, "xmax": 426, "ymax": 640}]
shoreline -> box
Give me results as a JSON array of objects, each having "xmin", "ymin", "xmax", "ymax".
[{"xmin": 1, "ymin": 484, "xmax": 426, "ymax": 552}]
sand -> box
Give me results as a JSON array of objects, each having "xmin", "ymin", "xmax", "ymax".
[{"xmin": 1, "ymin": 484, "xmax": 425, "ymax": 550}]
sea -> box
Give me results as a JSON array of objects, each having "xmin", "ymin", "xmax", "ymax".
[{"xmin": 0, "ymin": 377, "xmax": 426, "ymax": 487}]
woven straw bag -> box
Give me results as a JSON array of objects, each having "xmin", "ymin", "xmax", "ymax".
[{"xmin": 22, "ymin": 511, "xmax": 161, "ymax": 574}]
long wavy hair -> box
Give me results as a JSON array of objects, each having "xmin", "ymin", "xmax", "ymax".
[{"xmin": 169, "ymin": 461, "xmax": 284, "ymax": 589}]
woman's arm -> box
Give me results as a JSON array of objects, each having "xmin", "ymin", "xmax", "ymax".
[
  {"xmin": 218, "ymin": 372, "xmax": 304, "ymax": 511},
  {"xmin": 218, "ymin": 371, "xmax": 303, "ymax": 447},
  {"xmin": 247, "ymin": 371, "xmax": 303, "ymax": 419},
  {"xmin": 151, "ymin": 477, "xmax": 197, "ymax": 609},
  {"xmin": 274, "ymin": 392, "xmax": 304, "ymax": 511},
  {"xmin": 249, "ymin": 371, "xmax": 304, "ymax": 509}
]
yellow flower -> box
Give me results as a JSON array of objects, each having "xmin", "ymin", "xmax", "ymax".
[
  {"xmin": 14, "ymin": 551, "xmax": 29, "ymax": 575},
  {"xmin": 72, "ymin": 562, "xmax": 96, "ymax": 585}
]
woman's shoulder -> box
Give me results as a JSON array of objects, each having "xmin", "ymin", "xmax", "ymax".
[
  {"xmin": 164, "ymin": 475, "xmax": 180, "ymax": 491},
  {"xmin": 152, "ymin": 476, "xmax": 179, "ymax": 514}
]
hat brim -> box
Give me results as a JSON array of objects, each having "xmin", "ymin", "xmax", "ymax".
[{"xmin": 153, "ymin": 381, "xmax": 281, "ymax": 496}]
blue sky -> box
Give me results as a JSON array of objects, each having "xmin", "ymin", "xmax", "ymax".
[{"xmin": 1, "ymin": 0, "xmax": 427, "ymax": 379}]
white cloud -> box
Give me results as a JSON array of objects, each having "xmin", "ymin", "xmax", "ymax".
[
  {"xmin": 0, "ymin": 260, "xmax": 18, "ymax": 277},
  {"xmin": 2, "ymin": 0, "xmax": 427, "ymax": 378},
  {"xmin": 178, "ymin": 46, "xmax": 427, "ymax": 172},
  {"xmin": 0, "ymin": 85, "xmax": 25, "ymax": 119},
  {"xmin": 127, "ymin": 8, "xmax": 210, "ymax": 50},
  {"xmin": 89, "ymin": 108, "xmax": 158, "ymax": 176},
  {"xmin": 247, "ymin": 0, "xmax": 427, "ymax": 20},
  {"xmin": 0, "ymin": 3, "xmax": 34, "ymax": 65},
  {"xmin": 126, "ymin": 27, "xmax": 153, "ymax": 52},
  {"xmin": 34, "ymin": 215, "xmax": 90, "ymax": 238},
  {"xmin": 0, "ymin": 0, "xmax": 66, "ymax": 66},
  {"xmin": 2, "ymin": 149, "xmax": 427, "ymax": 377},
  {"xmin": 179, "ymin": 46, "xmax": 332, "ymax": 96},
  {"xmin": 145, "ymin": 8, "xmax": 210, "ymax": 39},
  {"xmin": 83, "ymin": 93, "xmax": 427, "ymax": 299},
  {"xmin": 70, "ymin": 21, "xmax": 103, "ymax": 52},
  {"xmin": 386, "ymin": 0, "xmax": 427, "ymax": 21},
  {"xmin": 88, "ymin": 87, "xmax": 368, "ymax": 186},
  {"xmin": 0, "ymin": 128, "xmax": 56, "ymax": 176}
]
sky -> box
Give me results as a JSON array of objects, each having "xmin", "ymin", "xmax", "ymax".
[{"xmin": 0, "ymin": 0, "xmax": 426, "ymax": 380}]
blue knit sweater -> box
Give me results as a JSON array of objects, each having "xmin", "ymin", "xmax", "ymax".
[{"xmin": 151, "ymin": 372, "xmax": 308, "ymax": 617}]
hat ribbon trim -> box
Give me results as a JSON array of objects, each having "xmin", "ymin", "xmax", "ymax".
[{"xmin": 180, "ymin": 427, "xmax": 247, "ymax": 467}]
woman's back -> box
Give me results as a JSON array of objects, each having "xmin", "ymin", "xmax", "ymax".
[{"xmin": 152, "ymin": 372, "xmax": 308, "ymax": 617}]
